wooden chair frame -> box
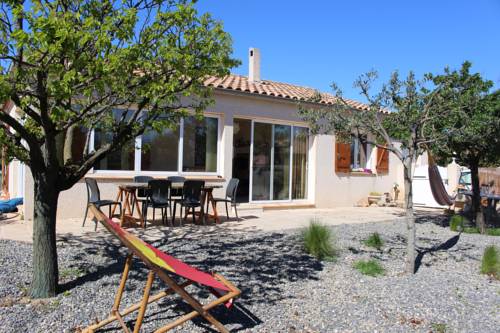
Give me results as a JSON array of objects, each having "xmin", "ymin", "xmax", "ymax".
[{"xmin": 84, "ymin": 205, "xmax": 241, "ymax": 333}]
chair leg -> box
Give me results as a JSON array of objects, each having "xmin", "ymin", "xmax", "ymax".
[
  {"xmin": 82, "ymin": 204, "xmax": 89, "ymax": 227},
  {"xmin": 131, "ymin": 196, "xmax": 135, "ymax": 215},
  {"xmin": 192, "ymin": 207, "xmax": 196, "ymax": 224},
  {"xmin": 234, "ymin": 204, "xmax": 239, "ymax": 221},
  {"xmin": 153, "ymin": 208, "xmax": 155, "ymax": 225},
  {"xmin": 225, "ymin": 201, "xmax": 229, "ymax": 220},
  {"xmin": 172, "ymin": 202, "xmax": 177, "ymax": 226}
]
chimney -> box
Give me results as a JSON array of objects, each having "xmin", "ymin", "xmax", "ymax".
[{"xmin": 248, "ymin": 47, "xmax": 261, "ymax": 82}]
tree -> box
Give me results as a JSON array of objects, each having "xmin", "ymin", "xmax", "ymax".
[
  {"xmin": 0, "ymin": 0, "xmax": 238, "ymax": 298},
  {"xmin": 299, "ymin": 71, "xmax": 451, "ymax": 274},
  {"xmin": 428, "ymin": 62, "xmax": 500, "ymax": 232}
]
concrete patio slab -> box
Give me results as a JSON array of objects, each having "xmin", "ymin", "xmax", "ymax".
[{"xmin": 0, "ymin": 206, "xmax": 410, "ymax": 243}]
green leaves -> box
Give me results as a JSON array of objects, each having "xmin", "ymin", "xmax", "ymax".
[
  {"xmin": 428, "ymin": 62, "xmax": 499, "ymax": 168},
  {"xmin": 0, "ymin": 0, "xmax": 238, "ymax": 179}
]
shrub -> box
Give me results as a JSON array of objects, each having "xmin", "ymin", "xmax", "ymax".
[
  {"xmin": 480, "ymin": 246, "xmax": 499, "ymax": 279},
  {"xmin": 431, "ymin": 322, "xmax": 447, "ymax": 333},
  {"xmin": 463, "ymin": 227, "xmax": 480, "ymax": 234},
  {"xmin": 353, "ymin": 259, "xmax": 385, "ymax": 277},
  {"xmin": 302, "ymin": 221, "xmax": 337, "ymax": 261},
  {"xmin": 363, "ymin": 232, "xmax": 384, "ymax": 250},
  {"xmin": 486, "ymin": 228, "xmax": 500, "ymax": 236},
  {"xmin": 449, "ymin": 215, "xmax": 465, "ymax": 232}
]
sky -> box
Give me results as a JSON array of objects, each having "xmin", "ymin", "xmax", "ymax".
[{"xmin": 196, "ymin": 0, "xmax": 500, "ymax": 102}]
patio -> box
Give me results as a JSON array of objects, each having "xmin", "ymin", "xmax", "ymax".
[{"xmin": 0, "ymin": 206, "xmax": 408, "ymax": 243}]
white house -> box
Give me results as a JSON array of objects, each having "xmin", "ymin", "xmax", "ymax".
[{"xmin": 6, "ymin": 48, "xmax": 403, "ymax": 219}]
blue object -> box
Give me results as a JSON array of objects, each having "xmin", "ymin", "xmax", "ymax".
[{"xmin": 0, "ymin": 197, "xmax": 23, "ymax": 213}]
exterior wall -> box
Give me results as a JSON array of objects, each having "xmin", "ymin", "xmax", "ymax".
[
  {"xmin": 314, "ymin": 135, "xmax": 402, "ymax": 207},
  {"xmin": 21, "ymin": 90, "xmax": 402, "ymax": 220}
]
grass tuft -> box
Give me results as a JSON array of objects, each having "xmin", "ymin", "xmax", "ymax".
[
  {"xmin": 353, "ymin": 259, "xmax": 385, "ymax": 277},
  {"xmin": 431, "ymin": 322, "xmax": 447, "ymax": 333},
  {"xmin": 302, "ymin": 220, "xmax": 337, "ymax": 261},
  {"xmin": 480, "ymin": 245, "xmax": 500, "ymax": 279},
  {"xmin": 363, "ymin": 232, "xmax": 384, "ymax": 250},
  {"xmin": 486, "ymin": 228, "xmax": 500, "ymax": 236},
  {"xmin": 449, "ymin": 215, "xmax": 465, "ymax": 232}
]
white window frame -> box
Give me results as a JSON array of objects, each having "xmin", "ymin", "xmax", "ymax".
[{"xmin": 91, "ymin": 113, "xmax": 222, "ymax": 176}]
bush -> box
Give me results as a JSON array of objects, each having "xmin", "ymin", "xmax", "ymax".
[
  {"xmin": 302, "ymin": 221, "xmax": 337, "ymax": 261},
  {"xmin": 363, "ymin": 232, "xmax": 384, "ymax": 250},
  {"xmin": 353, "ymin": 259, "xmax": 385, "ymax": 277},
  {"xmin": 463, "ymin": 226, "xmax": 480, "ymax": 234},
  {"xmin": 480, "ymin": 246, "xmax": 500, "ymax": 279},
  {"xmin": 486, "ymin": 228, "xmax": 500, "ymax": 236},
  {"xmin": 449, "ymin": 215, "xmax": 465, "ymax": 232}
]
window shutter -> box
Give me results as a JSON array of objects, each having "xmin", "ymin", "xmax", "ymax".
[
  {"xmin": 335, "ymin": 142, "xmax": 351, "ymax": 173},
  {"xmin": 376, "ymin": 147, "xmax": 389, "ymax": 174}
]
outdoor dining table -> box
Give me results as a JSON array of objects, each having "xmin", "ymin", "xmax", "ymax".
[{"xmin": 110, "ymin": 182, "xmax": 223, "ymax": 228}]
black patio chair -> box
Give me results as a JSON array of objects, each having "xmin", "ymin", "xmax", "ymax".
[
  {"xmin": 143, "ymin": 179, "xmax": 171, "ymax": 227},
  {"xmin": 172, "ymin": 180, "xmax": 204, "ymax": 226},
  {"xmin": 131, "ymin": 175, "xmax": 153, "ymax": 215},
  {"xmin": 213, "ymin": 178, "xmax": 240, "ymax": 221},
  {"xmin": 167, "ymin": 176, "xmax": 185, "ymax": 215},
  {"xmin": 83, "ymin": 178, "xmax": 122, "ymax": 230}
]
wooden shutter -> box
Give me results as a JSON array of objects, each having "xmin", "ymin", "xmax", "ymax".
[
  {"xmin": 376, "ymin": 147, "xmax": 389, "ymax": 174},
  {"xmin": 335, "ymin": 142, "xmax": 351, "ymax": 173}
]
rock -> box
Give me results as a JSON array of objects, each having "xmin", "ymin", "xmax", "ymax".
[{"xmin": 355, "ymin": 197, "xmax": 370, "ymax": 207}]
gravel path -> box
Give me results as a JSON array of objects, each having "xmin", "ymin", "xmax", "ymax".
[{"xmin": 0, "ymin": 215, "xmax": 499, "ymax": 333}]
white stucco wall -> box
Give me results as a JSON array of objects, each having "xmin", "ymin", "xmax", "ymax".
[{"xmin": 22, "ymin": 90, "xmax": 402, "ymax": 220}]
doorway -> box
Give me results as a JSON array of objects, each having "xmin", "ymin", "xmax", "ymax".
[
  {"xmin": 232, "ymin": 118, "xmax": 309, "ymax": 203},
  {"xmin": 232, "ymin": 119, "xmax": 251, "ymax": 203}
]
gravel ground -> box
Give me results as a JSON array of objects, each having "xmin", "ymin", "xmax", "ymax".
[{"xmin": 0, "ymin": 214, "xmax": 499, "ymax": 333}]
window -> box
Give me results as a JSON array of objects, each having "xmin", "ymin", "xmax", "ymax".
[
  {"xmin": 182, "ymin": 116, "xmax": 218, "ymax": 172},
  {"xmin": 141, "ymin": 126, "xmax": 179, "ymax": 172},
  {"xmin": 93, "ymin": 113, "xmax": 219, "ymax": 173},
  {"xmin": 94, "ymin": 109, "xmax": 135, "ymax": 171},
  {"xmin": 350, "ymin": 134, "xmax": 369, "ymax": 171}
]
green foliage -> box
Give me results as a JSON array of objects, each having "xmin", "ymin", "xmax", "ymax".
[
  {"xmin": 0, "ymin": 0, "xmax": 239, "ymax": 173},
  {"xmin": 428, "ymin": 62, "xmax": 500, "ymax": 168},
  {"xmin": 353, "ymin": 259, "xmax": 385, "ymax": 277},
  {"xmin": 363, "ymin": 232, "xmax": 384, "ymax": 250},
  {"xmin": 449, "ymin": 215, "xmax": 465, "ymax": 232},
  {"xmin": 480, "ymin": 246, "xmax": 500, "ymax": 279},
  {"xmin": 486, "ymin": 228, "xmax": 500, "ymax": 236},
  {"xmin": 302, "ymin": 221, "xmax": 337, "ymax": 261},
  {"xmin": 463, "ymin": 227, "xmax": 480, "ymax": 234},
  {"xmin": 431, "ymin": 322, "xmax": 447, "ymax": 333}
]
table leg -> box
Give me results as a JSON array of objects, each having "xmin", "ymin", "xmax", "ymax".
[
  {"xmin": 208, "ymin": 191, "xmax": 220, "ymax": 224},
  {"xmin": 130, "ymin": 191, "xmax": 145, "ymax": 228},
  {"xmin": 111, "ymin": 188, "xmax": 123, "ymax": 218}
]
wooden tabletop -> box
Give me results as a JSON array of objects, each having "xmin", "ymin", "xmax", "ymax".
[{"xmin": 118, "ymin": 183, "xmax": 223, "ymax": 190}]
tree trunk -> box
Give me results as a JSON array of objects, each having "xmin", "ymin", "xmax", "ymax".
[
  {"xmin": 30, "ymin": 172, "xmax": 60, "ymax": 298},
  {"xmin": 470, "ymin": 162, "xmax": 485, "ymax": 233},
  {"xmin": 403, "ymin": 162, "xmax": 416, "ymax": 274}
]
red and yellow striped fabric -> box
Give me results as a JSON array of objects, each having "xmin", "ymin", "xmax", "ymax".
[{"xmin": 104, "ymin": 217, "xmax": 230, "ymax": 292}]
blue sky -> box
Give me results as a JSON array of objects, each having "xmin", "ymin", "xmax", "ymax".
[{"xmin": 196, "ymin": 0, "xmax": 500, "ymax": 101}]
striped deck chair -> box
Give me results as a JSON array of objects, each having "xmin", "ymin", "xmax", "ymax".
[{"xmin": 84, "ymin": 204, "xmax": 240, "ymax": 333}]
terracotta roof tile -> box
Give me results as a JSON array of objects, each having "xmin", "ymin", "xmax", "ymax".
[{"xmin": 204, "ymin": 74, "xmax": 371, "ymax": 111}]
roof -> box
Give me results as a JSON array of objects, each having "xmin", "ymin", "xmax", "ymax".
[{"xmin": 204, "ymin": 74, "xmax": 370, "ymax": 111}]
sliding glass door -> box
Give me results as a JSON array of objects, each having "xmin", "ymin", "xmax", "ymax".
[
  {"xmin": 249, "ymin": 121, "xmax": 308, "ymax": 202},
  {"xmin": 252, "ymin": 123, "xmax": 272, "ymax": 201}
]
